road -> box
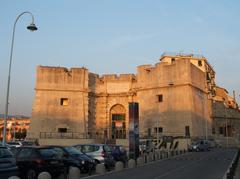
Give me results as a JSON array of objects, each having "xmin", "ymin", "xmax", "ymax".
[{"xmin": 86, "ymin": 148, "xmax": 237, "ymax": 179}]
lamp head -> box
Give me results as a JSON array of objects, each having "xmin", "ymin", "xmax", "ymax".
[{"xmin": 27, "ymin": 23, "xmax": 38, "ymax": 31}]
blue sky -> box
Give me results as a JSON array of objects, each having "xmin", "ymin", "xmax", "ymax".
[{"xmin": 0, "ymin": 0, "xmax": 240, "ymax": 116}]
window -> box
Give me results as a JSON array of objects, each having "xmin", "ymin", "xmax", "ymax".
[
  {"xmin": 17, "ymin": 148, "xmax": 33, "ymax": 158},
  {"xmin": 147, "ymin": 128, "xmax": 151, "ymax": 137},
  {"xmin": 58, "ymin": 128, "xmax": 67, "ymax": 133},
  {"xmin": 198, "ymin": 60, "xmax": 202, "ymax": 66},
  {"xmin": 185, "ymin": 126, "xmax": 190, "ymax": 137},
  {"xmin": 219, "ymin": 127, "xmax": 224, "ymax": 134},
  {"xmin": 157, "ymin": 94, "xmax": 163, "ymax": 102},
  {"xmin": 60, "ymin": 98, "xmax": 69, "ymax": 106},
  {"xmin": 0, "ymin": 148, "xmax": 13, "ymax": 158},
  {"xmin": 212, "ymin": 127, "xmax": 216, "ymax": 134},
  {"xmin": 155, "ymin": 127, "xmax": 163, "ymax": 133},
  {"xmin": 171, "ymin": 58, "xmax": 175, "ymax": 63},
  {"xmin": 39, "ymin": 148, "xmax": 58, "ymax": 158},
  {"xmin": 81, "ymin": 145, "xmax": 99, "ymax": 153}
]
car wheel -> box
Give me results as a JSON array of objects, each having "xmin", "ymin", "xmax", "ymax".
[{"xmin": 27, "ymin": 169, "xmax": 37, "ymax": 179}]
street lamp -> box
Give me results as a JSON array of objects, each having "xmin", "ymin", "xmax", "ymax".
[{"xmin": 2, "ymin": 12, "xmax": 37, "ymax": 146}]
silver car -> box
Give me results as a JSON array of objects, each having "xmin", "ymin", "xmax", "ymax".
[
  {"xmin": 73, "ymin": 144, "xmax": 115, "ymax": 169},
  {"xmin": 188, "ymin": 140, "xmax": 210, "ymax": 152}
]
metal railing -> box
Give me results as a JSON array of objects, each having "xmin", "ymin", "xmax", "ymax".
[{"xmin": 40, "ymin": 132, "xmax": 87, "ymax": 139}]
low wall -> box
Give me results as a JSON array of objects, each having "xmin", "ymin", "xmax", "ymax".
[{"xmin": 39, "ymin": 138, "xmax": 97, "ymax": 146}]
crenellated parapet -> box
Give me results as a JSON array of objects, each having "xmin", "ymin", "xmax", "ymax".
[
  {"xmin": 36, "ymin": 66, "xmax": 88, "ymax": 91},
  {"xmin": 98, "ymin": 73, "xmax": 137, "ymax": 82}
]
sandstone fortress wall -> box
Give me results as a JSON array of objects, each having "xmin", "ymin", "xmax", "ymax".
[{"xmin": 28, "ymin": 53, "xmax": 240, "ymax": 146}]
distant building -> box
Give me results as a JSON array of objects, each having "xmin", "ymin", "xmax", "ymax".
[
  {"xmin": 0, "ymin": 116, "xmax": 30, "ymax": 141},
  {"xmin": 28, "ymin": 53, "xmax": 240, "ymax": 147},
  {"xmin": 212, "ymin": 87, "xmax": 240, "ymax": 147}
]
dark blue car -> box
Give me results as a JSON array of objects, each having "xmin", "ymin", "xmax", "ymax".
[
  {"xmin": 49, "ymin": 146, "xmax": 96, "ymax": 174},
  {"xmin": 0, "ymin": 146, "xmax": 19, "ymax": 179}
]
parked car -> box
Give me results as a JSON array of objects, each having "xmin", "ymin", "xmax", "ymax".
[
  {"xmin": 188, "ymin": 140, "xmax": 210, "ymax": 152},
  {"xmin": 0, "ymin": 146, "xmax": 19, "ymax": 179},
  {"xmin": 49, "ymin": 145, "xmax": 95, "ymax": 174},
  {"xmin": 21, "ymin": 140, "xmax": 39, "ymax": 146},
  {"xmin": 9, "ymin": 146, "xmax": 21, "ymax": 157},
  {"xmin": 15, "ymin": 146, "xmax": 64, "ymax": 179},
  {"xmin": 73, "ymin": 144, "xmax": 115, "ymax": 169},
  {"xmin": 7, "ymin": 141, "xmax": 22, "ymax": 148},
  {"xmin": 109, "ymin": 145, "xmax": 128, "ymax": 163}
]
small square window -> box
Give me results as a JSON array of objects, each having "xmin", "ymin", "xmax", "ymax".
[
  {"xmin": 157, "ymin": 94, "xmax": 163, "ymax": 102},
  {"xmin": 198, "ymin": 60, "xmax": 202, "ymax": 66},
  {"xmin": 58, "ymin": 128, "xmax": 67, "ymax": 133},
  {"xmin": 60, "ymin": 98, "xmax": 69, "ymax": 106}
]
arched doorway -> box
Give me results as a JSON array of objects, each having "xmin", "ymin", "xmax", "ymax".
[{"xmin": 110, "ymin": 104, "xmax": 126, "ymax": 139}]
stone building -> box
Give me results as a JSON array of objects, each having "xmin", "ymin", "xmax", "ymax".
[
  {"xmin": 212, "ymin": 87, "xmax": 240, "ymax": 147},
  {"xmin": 27, "ymin": 53, "xmax": 240, "ymax": 146}
]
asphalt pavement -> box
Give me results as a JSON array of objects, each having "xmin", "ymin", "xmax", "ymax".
[{"xmin": 86, "ymin": 148, "xmax": 237, "ymax": 179}]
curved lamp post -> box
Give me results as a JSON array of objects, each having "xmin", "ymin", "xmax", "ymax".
[{"xmin": 2, "ymin": 12, "xmax": 38, "ymax": 146}]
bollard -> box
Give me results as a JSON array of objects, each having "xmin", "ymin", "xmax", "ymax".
[
  {"xmin": 160, "ymin": 152, "xmax": 163, "ymax": 159},
  {"xmin": 155, "ymin": 152, "xmax": 159, "ymax": 160},
  {"xmin": 144, "ymin": 154, "xmax": 147, "ymax": 163},
  {"xmin": 8, "ymin": 177, "xmax": 20, "ymax": 179},
  {"xmin": 157, "ymin": 150, "xmax": 160, "ymax": 160},
  {"xmin": 68, "ymin": 167, "xmax": 80, "ymax": 179},
  {"xmin": 96, "ymin": 163, "xmax": 106, "ymax": 175},
  {"xmin": 38, "ymin": 172, "xmax": 51, "ymax": 179},
  {"xmin": 136, "ymin": 157, "xmax": 144, "ymax": 166},
  {"xmin": 149, "ymin": 152, "xmax": 154, "ymax": 162},
  {"xmin": 146, "ymin": 154, "xmax": 152, "ymax": 163},
  {"xmin": 115, "ymin": 161, "xmax": 124, "ymax": 171},
  {"xmin": 152, "ymin": 152, "xmax": 155, "ymax": 161},
  {"xmin": 128, "ymin": 159, "xmax": 136, "ymax": 168}
]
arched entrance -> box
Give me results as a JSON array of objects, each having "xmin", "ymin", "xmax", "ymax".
[{"xmin": 110, "ymin": 104, "xmax": 126, "ymax": 139}]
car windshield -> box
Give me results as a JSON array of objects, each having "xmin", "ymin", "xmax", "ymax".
[
  {"xmin": 81, "ymin": 145, "xmax": 100, "ymax": 153},
  {"xmin": 22, "ymin": 141, "xmax": 35, "ymax": 146},
  {"xmin": 0, "ymin": 148, "xmax": 13, "ymax": 158},
  {"xmin": 64, "ymin": 146, "xmax": 83, "ymax": 155},
  {"xmin": 8, "ymin": 142, "xmax": 21, "ymax": 145}
]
